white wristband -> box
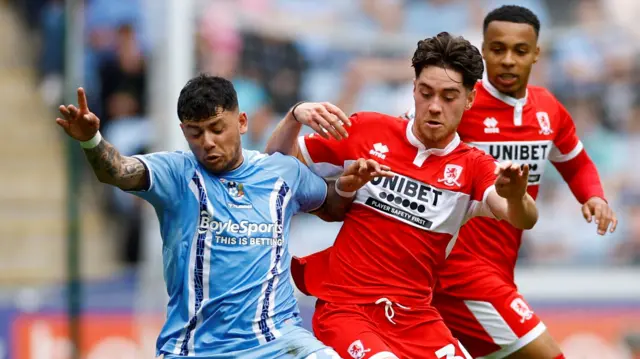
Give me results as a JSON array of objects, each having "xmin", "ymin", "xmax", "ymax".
[
  {"xmin": 80, "ymin": 131, "xmax": 102, "ymax": 149},
  {"xmin": 335, "ymin": 179, "xmax": 356, "ymax": 198}
]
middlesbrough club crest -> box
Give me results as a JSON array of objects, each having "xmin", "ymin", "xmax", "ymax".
[
  {"xmin": 510, "ymin": 298, "xmax": 534, "ymax": 323},
  {"xmin": 438, "ymin": 164, "xmax": 463, "ymax": 187},
  {"xmin": 536, "ymin": 111, "xmax": 553, "ymax": 135},
  {"xmin": 348, "ymin": 340, "xmax": 371, "ymax": 359}
]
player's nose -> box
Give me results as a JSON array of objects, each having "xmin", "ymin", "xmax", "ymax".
[
  {"xmin": 203, "ymin": 132, "xmax": 217, "ymax": 150},
  {"xmin": 501, "ymin": 51, "xmax": 516, "ymax": 67},
  {"xmin": 428, "ymin": 102, "xmax": 442, "ymax": 114}
]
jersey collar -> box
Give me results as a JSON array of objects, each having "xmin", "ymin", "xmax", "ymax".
[
  {"xmin": 405, "ymin": 119, "xmax": 461, "ymax": 156},
  {"xmin": 481, "ymin": 72, "xmax": 528, "ymax": 108}
]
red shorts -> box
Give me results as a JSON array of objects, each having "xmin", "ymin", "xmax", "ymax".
[
  {"xmin": 432, "ymin": 291, "xmax": 546, "ymax": 358},
  {"xmin": 312, "ymin": 300, "xmax": 473, "ymax": 359}
]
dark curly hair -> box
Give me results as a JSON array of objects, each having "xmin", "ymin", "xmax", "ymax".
[
  {"xmin": 177, "ymin": 74, "xmax": 238, "ymax": 122},
  {"xmin": 483, "ymin": 5, "xmax": 540, "ymax": 38},
  {"xmin": 411, "ymin": 32, "xmax": 484, "ymax": 91}
]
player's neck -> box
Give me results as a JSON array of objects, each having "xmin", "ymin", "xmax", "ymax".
[
  {"xmin": 503, "ymin": 86, "xmax": 527, "ymax": 99},
  {"xmin": 412, "ymin": 126, "xmax": 456, "ymax": 150},
  {"xmin": 227, "ymin": 154, "xmax": 245, "ymax": 172}
]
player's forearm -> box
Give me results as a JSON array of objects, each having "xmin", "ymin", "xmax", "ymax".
[
  {"xmin": 553, "ymin": 150, "xmax": 605, "ymax": 204},
  {"xmin": 83, "ymin": 139, "xmax": 148, "ymax": 191},
  {"xmin": 264, "ymin": 110, "xmax": 303, "ymax": 158},
  {"xmin": 504, "ymin": 194, "xmax": 538, "ymax": 230},
  {"xmin": 313, "ymin": 180, "xmax": 353, "ymax": 222}
]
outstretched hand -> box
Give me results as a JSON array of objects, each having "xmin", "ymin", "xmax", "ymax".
[
  {"xmin": 495, "ymin": 161, "xmax": 530, "ymax": 200},
  {"xmin": 292, "ymin": 102, "xmax": 351, "ymax": 140},
  {"xmin": 337, "ymin": 158, "xmax": 393, "ymax": 193},
  {"xmin": 56, "ymin": 87, "xmax": 100, "ymax": 141},
  {"xmin": 581, "ymin": 197, "xmax": 618, "ymax": 235}
]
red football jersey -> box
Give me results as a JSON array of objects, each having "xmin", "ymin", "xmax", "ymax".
[
  {"xmin": 297, "ymin": 112, "xmax": 498, "ymax": 306},
  {"xmin": 406, "ymin": 80, "xmax": 583, "ymax": 297}
]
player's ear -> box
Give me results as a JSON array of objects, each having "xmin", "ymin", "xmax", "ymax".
[
  {"xmin": 238, "ymin": 112, "xmax": 248, "ymax": 135},
  {"xmin": 533, "ymin": 45, "xmax": 540, "ymax": 64},
  {"xmin": 465, "ymin": 89, "xmax": 476, "ymax": 110}
]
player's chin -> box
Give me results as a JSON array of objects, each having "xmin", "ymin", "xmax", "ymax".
[{"xmin": 493, "ymin": 80, "xmax": 521, "ymax": 95}]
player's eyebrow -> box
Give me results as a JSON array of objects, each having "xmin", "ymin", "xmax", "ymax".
[
  {"xmin": 418, "ymin": 83, "xmax": 460, "ymax": 93},
  {"xmin": 489, "ymin": 40, "xmax": 530, "ymax": 48},
  {"xmin": 184, "ymin": 117, "xmax": 223, "ymax": 128}
]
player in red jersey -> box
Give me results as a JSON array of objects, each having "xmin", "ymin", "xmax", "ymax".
[
  {"xmin": 401, "ymin": 6, "xmax": 619, "ymax": 359},
  {"xmin": 265, "ymin": 32, "xmax": 539, "ymax": 359}
]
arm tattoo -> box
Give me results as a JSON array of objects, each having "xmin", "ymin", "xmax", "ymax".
[{"xmin": 83, "ymin": 139, "xmax": 148, "ymax": 191}]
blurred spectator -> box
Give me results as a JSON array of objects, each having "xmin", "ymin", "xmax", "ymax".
[
  {"xmin": 98, "ymin": 23, "xmax": 147, "ymax": 129},
  {"xmin": 37, "ymin": 0, "xmax": 65, "ymax": 106},
  {"xmin": 613, "ymin": 191, "xmax": 640, "ymax": 265}
]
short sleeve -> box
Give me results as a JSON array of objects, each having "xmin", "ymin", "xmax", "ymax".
[
  {"xmin": 297, "ymin": 113, "xmax": 359, "ymax": 178},
  {"xmin": 292, "ymin": 159, "xmax": 328, "ymax": 213},
  {"xmin": 466, "ymin": 153, "xmax": 498, "ymax": 219},
  {"xmin": 548, "ymin": 100, "xmax": 584, "ymax": 163},
  {"xmin": 128, "ymin": 151, "xmax": 190, "ymax": 209}
]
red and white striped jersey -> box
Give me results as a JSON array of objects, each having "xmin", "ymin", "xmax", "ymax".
[
  {"xmin": 297, "ymin": 112, "xmax": 498, "ymax": 307},
  {"xmin": 405, "ymin": 79, "xmax": 583, "ymax": 296}
]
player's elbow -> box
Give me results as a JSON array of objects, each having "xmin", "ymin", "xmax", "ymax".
[
  {"xmin": 513, "ymin": 201, "xmax": 538, "ymax": 230},
  {"xmin": 312, "ymin": 207, "xmax": 348, "ymax": 222},
  {"xmin": 518, "ymin": 213, "xmax": 538, "ymax": 230}
]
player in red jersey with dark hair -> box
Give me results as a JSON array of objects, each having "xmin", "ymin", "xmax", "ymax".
[
  {"xmin": 401, "ymin": 6, "xmax": 619, "ymax": 359},
  {"xmin": 265, "ymin": 32, "xmax": 539, "ymax": 359}
]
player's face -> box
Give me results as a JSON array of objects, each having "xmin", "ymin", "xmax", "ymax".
[
  {"xmin": 412, "ymin": 66, "xmax": 475, "ymax": 148},
  {"xmin": 482, "ymin": 20, "xmax": 540, "ymax": 98},
  {"xmin": 181, "ymin": 109, "xmax": 248, "ymax": 173}
]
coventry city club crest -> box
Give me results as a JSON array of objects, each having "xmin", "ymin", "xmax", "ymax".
[{"xmin": 220, "ymin": 178, "xmax": 245, "ymax": 199}]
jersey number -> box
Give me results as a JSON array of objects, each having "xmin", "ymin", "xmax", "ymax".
[{"xmin": 435, "ymin": 344, "xmax": 472, "ymax": 359}]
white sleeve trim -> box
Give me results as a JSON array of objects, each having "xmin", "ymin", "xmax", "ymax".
[
  {"xmin": 549, "ymin": 140, "xmax": 584, "ymax": 163},
  {"xmin": 480, "ymin": 185, "xmax": 498, "ymax": 219},
  {"xmin": 130, "ymin": 155, "xmax": 153, "ymax": 192},
  {"xmin": 306, "ymin": 180, "xmax": 328, "ymax": 213},
  {"xmin": 297, "ymin": 136, "xmax": 314, "ymax": 165},
  {"xmin": 296, "ymin": 135, "xmax": 345, "ymax": 178},
  {"xmin": 483, "ymin": 184, "xmax": 496, "ymax": 204}
]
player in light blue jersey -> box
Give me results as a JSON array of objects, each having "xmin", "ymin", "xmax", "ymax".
[{"xmin": 55, "ymin": 75, "xmax": 392, "ymax": 359}]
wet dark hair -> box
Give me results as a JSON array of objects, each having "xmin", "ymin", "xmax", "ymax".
[
  {"xmin": 412, "ymin": 32, "xmax": 484, "ymax": 90},
  {"xmin": 177, "ymin": 74, "xmax": 238, "ymax": 122},
  {"xmin": 483, "ymin": 5, "xmax": 540, "ymax": 37}
]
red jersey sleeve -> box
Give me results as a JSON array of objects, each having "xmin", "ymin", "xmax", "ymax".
[
  {"xmin": 466, "ymin": 152, "xmax": 498, "ymax": 220},
  {"xmin": 297, "ymin": 113, "xmax": 359, "ymax": 178},
  {"xmin": 548, "ymin": 100, "xmax": 584, "ymax": 163},
  {"xmin": 546, "ymin": 98, "xmax": 605, "ymax": 203}
]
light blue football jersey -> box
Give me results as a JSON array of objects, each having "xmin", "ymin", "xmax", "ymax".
[{"xmin": 131, "ymin": 149, "xmax": 339, "ymax": 359}]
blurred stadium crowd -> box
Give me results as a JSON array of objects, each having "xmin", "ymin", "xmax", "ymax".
[{"xmin": 11, "ymin": 0, "xmax": 640, "ymax": 267}]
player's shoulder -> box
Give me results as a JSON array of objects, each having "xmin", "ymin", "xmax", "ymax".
[
  {"xmin": 138, "ymin": 150, "xmax": 198, "ymax": 167},
  {"xmin": 527, "ymin": 85, "xmax": 561, "ymax": 106},
  {"xmin": 246, "ymin": 149, "xmax": 302, "ymax": 175},
  {"xmin": 454, "ymin": 143, "xmax": 497, "ymax": 164}
]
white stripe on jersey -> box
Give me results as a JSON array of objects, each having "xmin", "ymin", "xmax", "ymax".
[
  {"xmin": 252, "ymin": 178, "xmax": 290, "ymax": 343},
  {"xmin": 549, "ymin": 140, "xmax": 584, "ymax": 163},
  {"xmin": 268, "ymin": 179, "xmax": 292, "ymax": 335},
  {"xmin": 174, "ymin": 169, "xmax": 211, "ymax": 355},
  {"xmin": 464, "ymin": 300, "xmax": 518, "ymax": 345},
  {"xmin": 192, "ymin": 187, "xmax": 215, "ymax": 354}
]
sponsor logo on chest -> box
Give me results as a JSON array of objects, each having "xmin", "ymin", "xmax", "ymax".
[
  {"xmin": 357, "ymin": 171, "xmax": 465, "ymax": 231},
  {"xmin": 469, "ymin": 140, "xmax": 553, "ymax": 185}
]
